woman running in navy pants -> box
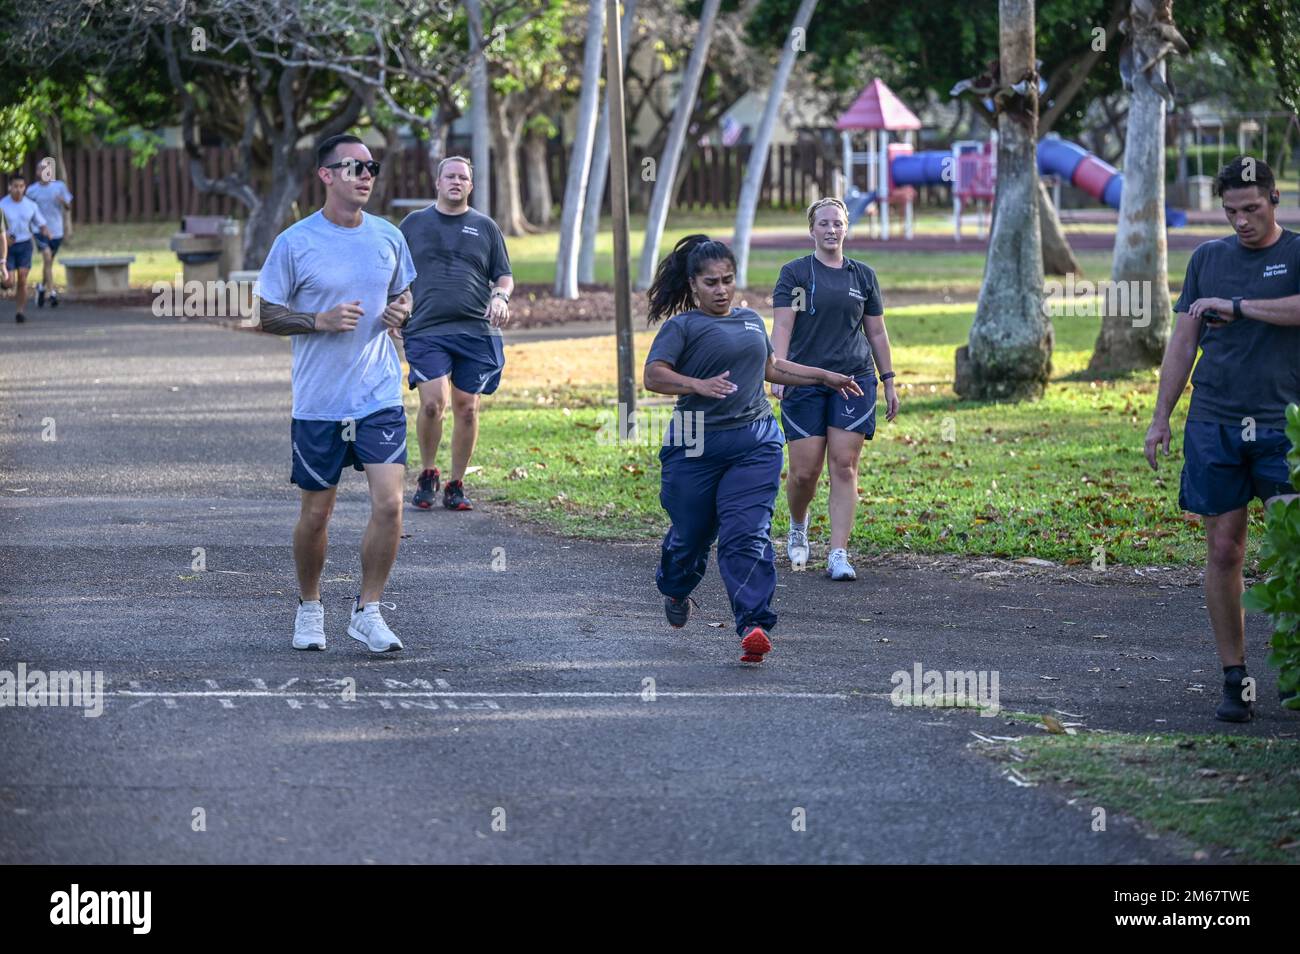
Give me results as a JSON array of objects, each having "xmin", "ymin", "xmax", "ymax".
[{"xmin": 644, "ymin": 235, "xmax": 862, "ymax": 663}]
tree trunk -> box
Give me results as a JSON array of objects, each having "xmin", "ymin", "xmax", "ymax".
[
  {"xmin": 491, "ymin": 95, "xmax": 532, "ymax": 236},
  {"xmin": 465, "ymin": 0, "xmax": 491, "ymax": 215},
  {"xmin": 1038, "ymin": 178, "xmax": 1080, "ymax": 276},
  {"xmin": 634, "ymin": 0, "xmax": 722, "ymax": 291},
  {"xmin": 243, "ymin": 147, "xmax": 309, "ymax": 269},
  {"xmin": 425, "ymin": 105, "xmax": 449, "ymax": 188},
  {"xmin": 553, "ymin": 0, "xmax": 607, "ymax": 298},
  {"xmin": 1087, "ymin": 58, "xmax": 1173, "ymax": 373},
  {"xmin": 368, "ymin": 123, "xmax": 402, "ymax": 218},
  {"xmin": 579, "ymin": 0, "xmax": 638, "ymax": 284},
  {"xmin": 40, "ymin": 111, "xmax": 69, "ymax": 237},
  {"xmin": 954, "ymin": 0, "xmax": 1053, "ymax": 402},
  {"xmin": 734, "ymin": 0, "xmax": 818, "ymax": 290},
  {"xmin": 523, "ymin": 128, "xmax": 553, "ymax": 227}
]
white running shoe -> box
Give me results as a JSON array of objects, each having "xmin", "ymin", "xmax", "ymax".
[
  {"xmin": 293, "ymin": 600, "xmax": 326, "ymax": 651},
  {"xmin": 347, "ymin": 600, "xmax": 404, "ymax": 653},
  {"xmin": 826, "ymin": 548, "xmax": 857, "ymax": 581},
  {"xmin": 788, "ymin": 526, "xmax": 809, "ymax": 571}
]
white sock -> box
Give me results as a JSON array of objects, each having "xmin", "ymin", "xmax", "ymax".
[{"xmin": 790, "ymin": 517, "xmax": 808, "ymax": 533}]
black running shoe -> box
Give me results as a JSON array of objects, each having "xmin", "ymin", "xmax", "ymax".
[
  {"xmin": 664, "ymin": 595, "xmax": 694, "ymax": 629},
  {"xmin": 49, "ymin": 292, "xmax": 59, "ymax": 308},
  {"xmin": 36, "ymin": 284, "xmax": 45, "ymax": 308},
  {"xmin": 443, "ymin": 479, "xmax": 473, "ymax": 511},
  {"xmin": 15, "ymin": 312, "xmax": 25, "ymax": 324},
  {"xmin": 1215, "ymin": 669, "xmax": 1254, "ymax": 723},
  {"xmin": 412, "ymin": 467, "xmax": 441, "ymax": 510}
]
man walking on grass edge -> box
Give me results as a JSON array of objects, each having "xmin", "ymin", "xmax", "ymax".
[{"xmin": 1146, "ymin": 156, "xmax": 1300, "ymax": 722}]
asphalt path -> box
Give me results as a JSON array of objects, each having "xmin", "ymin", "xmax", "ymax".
[{"xmin": 0, "ymin": 305, "xmax": 1289, "ymax": 864}]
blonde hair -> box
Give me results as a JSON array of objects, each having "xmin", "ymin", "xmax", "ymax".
[
  {"xmin": 437, "ymin": 156, "xmax": 473, "ymax": 179},
  {"xmin": 806, "ymin": 196, "xmax": 848, "ymax": 230}
]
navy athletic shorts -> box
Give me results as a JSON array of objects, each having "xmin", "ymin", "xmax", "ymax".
[
  {"xmin": 34, "ymin": 235, "xmax": 63, "ymax": 255},
  {"xmin": 1178, "ymin": 420, "xmax": 1297, "ymax": 516},
  {"xmin": 405, "ymin": 333, "xmax": 505, "ymax": 395},
  {"xmin": 290, "ymin": 406, "xmax": 408, "ymax": 491},
  {"xmin": 779, "ymin": 373, "xmax": 877, "ymax": 441},
  {"xmin": 6, "ymin": 239, "xmax": 33, "ymax": 271}
]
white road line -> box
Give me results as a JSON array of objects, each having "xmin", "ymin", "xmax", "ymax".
[{"xmin": 107, "ymin": 690, "xmax": 852, "ymax": 700}]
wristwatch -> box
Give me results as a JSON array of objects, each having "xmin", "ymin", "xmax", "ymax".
[
  {"xmin": 1232, "ymin": 296, "xmax": 1244, "ymax": 321},
  {"xmin": 492, "ymin": 289, "xmax": 510, "ymax": 303},
  {"xmin": 880, "ymin": 371, "xmax": 897, "ymax": 381}
]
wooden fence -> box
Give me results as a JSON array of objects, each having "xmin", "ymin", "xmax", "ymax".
[{"xmin": 13, "ymin": 141, "xmax": 836, "ymax": 225}]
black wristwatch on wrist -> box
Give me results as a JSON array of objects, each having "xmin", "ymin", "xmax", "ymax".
[
  {"xmin": 880, "ymin": 371, "xmax": 896, "ymax": 382},
  {"xmin": 1232, "ymin": 296, "xmax": 1244, "ymax": 321}
]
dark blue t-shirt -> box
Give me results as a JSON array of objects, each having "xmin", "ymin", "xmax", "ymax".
[
  {"xmin": 399, "ymin": 206, "xmax": 512, "ymax": 338},
  {"xmin": 772, "ymin": 255, "xmax": 883, "ymax": 377},
  {"xmin": 645, "ymin": 307, "xmax": 775, "ymax": 430},
  {"xmin": 1174, "ymin": 229, "xmax": 1300, "ymax": 429}
]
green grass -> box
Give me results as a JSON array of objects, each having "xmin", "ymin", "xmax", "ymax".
[
  {"xmin": 48, "ymin": 218, "xmax": 1193, "ymax": 296},
  {"xmin": 405, "ymin": 303, "xmax": 1267, "ymax": 568},
  {"xmin": 986, "ymin": 733, "xmax": 1300, "ymax": 863}
]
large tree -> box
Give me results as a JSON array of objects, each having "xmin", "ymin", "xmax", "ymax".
[
  {"xmin": 953, "ymin": 0, "xmax": 1053, "ymax": 402},
  {"xmin": 552, "ymin": 0, "xmax": 606, "ymax": 298},
  {"xmin": 3, "ymin": 0, "xmax": 534, "ymax": 267},
  {"xmin": 1087, "ymin": 0, "xmax": 1187, "ymax": 373},
  {"xmin": 634, "ymin": 0, "xmax": 723, "ymax": 291},
  {"xmin": 578, "ymin": 0, "xmax": 639, "ymax": 283},
  {"xmin": 732, "ymin": 0, "xmax": 817, "ymax": 290}
]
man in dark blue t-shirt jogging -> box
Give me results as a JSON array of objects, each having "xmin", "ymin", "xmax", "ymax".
[{"xmin": 1146, "ymin": 156, "xmax": 1300, "ymax": 723}]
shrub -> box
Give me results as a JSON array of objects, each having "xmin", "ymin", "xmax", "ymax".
[{"xmin": 1243, "ymin": 403, "xmax": 1300, "ymax": 708}]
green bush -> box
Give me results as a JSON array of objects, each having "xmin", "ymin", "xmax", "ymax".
[{"xmin": 1243, "ymin": 403, "xmax": 1300, "ymax": 708}]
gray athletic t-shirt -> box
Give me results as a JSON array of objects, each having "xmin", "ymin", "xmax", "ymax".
[
  {"xmin": 258, "ymin": 210, "xmax": 417, "ymax": 421},
  {"xmin": 772, "ymin": 255, "xmax": 883, "ymax": 377},
  {"xmin": 399, "ymin": 206, "xmax": 511, "ymax": 338},
  {"xmin": 1174, "ymin": 229, "xmax": 1300, "ymax": 429},
  {"xmin": 24, "ymin": 181, "xmax": 72, "ymax": 239},
  {"xmin": 0, "ymin": 196, "xmax": 46, "ymax": 243},
  {"xmin": 645, "ymin": 307, "xmax": 775, "ymax": 430}
]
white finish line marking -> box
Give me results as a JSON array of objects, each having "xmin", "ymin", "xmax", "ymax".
[{"xmin": 108, "ymin": 690, "xmax": 850, "ymax": 700}]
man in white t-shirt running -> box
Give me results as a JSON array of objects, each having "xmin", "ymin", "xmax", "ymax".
[
  {"xmin": 25, "ymin": 157, "xmax": 73, "ymax": 309},
  {"xmin": 256, "ymin": 134, "xmax": 418, "ymax": 653},
  {"xmin": 1, "ymin": 173, "xmax": 51, "ymax": 324}
]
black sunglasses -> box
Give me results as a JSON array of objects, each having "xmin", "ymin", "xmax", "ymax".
[{"xmin": 325, "ymin": 158, "xmax": 381, "ymax": 178}]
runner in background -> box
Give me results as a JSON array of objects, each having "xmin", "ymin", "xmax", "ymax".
[
  {"xmin": 26, "ymin": 157, "xmax": 73, "ymax": 309},
  {"xmin": 771, "ymin": 197, "xmax": 900, "ymax": 581},
  {"xmin": 1, "ymin": 173, "xmax": 51, "ymax": 324}
]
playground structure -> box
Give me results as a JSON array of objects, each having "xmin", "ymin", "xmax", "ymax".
[{"xmin": 835, "ymin": 78, "xmax": 1188, "ymax": 241}]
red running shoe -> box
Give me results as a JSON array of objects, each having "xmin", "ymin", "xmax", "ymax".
[
  {"xmin": 739, "ymin": 627, "xmax": 771, "ymax": 663},
  {"xmin": 412, "ymin": 467, "xmax": 440, "ymax": 509}
]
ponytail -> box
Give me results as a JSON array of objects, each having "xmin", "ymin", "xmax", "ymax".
[{"xmin": 646, "ymin": 233, "xmax": 737, "ymax": 325}]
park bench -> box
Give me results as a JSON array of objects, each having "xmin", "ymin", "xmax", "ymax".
[{"xmin": 59, "ymin": 256, "xmax": 136, "ymax": 295}]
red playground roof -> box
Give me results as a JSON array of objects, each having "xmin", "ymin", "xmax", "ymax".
[{"xmin": 835, "ymin": 78, "xmax": 922, "ymax": 131}]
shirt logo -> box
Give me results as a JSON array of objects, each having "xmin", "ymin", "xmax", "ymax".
[
  {"xmin": 1263, "ymin": 263, "xmax": 1288, "ymax": 278},
  {"xmin": 743, "ymin": 321, "xmax": 763, "ymax": 333},
  {"xmin": 848, "ymin": 288, "xmax": 865, "ymax": 300},
  {"xmin": 376, "ymin": 247, "xmax": 393, "ymax": 268},
  {"xmin": 462, "ymin": 226, "xmax": 480, "ymax": 236}
]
